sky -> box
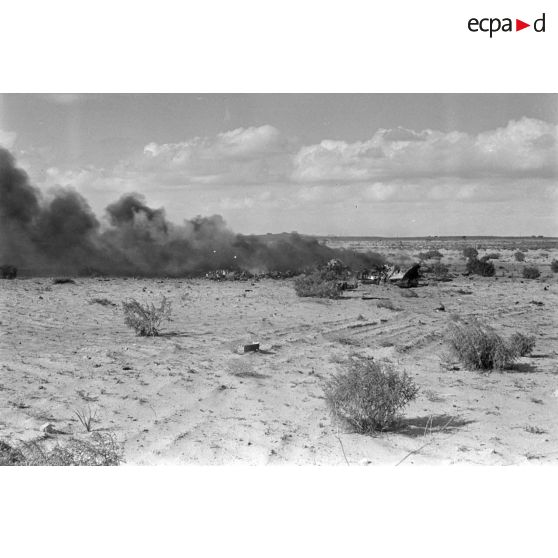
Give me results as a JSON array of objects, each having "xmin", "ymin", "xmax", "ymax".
[{"xmin": 1, "ymin": 93, "xmax": 557, "ymax": 236}]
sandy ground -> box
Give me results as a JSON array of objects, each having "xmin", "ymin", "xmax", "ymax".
[{"xmin": 1, "ymin": 247, "xmax": 557, "ymax": 465}]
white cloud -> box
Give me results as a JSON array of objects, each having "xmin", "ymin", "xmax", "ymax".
[
  {"xmin": 292, "ymin": 118, "xmax": 558, "ymax": 182},
  {"xmin": 135, "ymin": 125, "xmax": 294, "ymax": 186}
]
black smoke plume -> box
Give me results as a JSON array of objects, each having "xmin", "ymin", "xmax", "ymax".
[{"xmin": 0, "ymin": 148, "xmax": 384, "ymax": 276}]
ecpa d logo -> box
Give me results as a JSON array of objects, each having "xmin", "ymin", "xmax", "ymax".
[{"xmin": 468, "ymin": 13, "xmax": 546, "ymax": 37}]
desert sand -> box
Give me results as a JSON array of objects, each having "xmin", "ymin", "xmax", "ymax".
[{"xmin": 1, "ymin": 243, "xmax": 557, "ymax": 465}]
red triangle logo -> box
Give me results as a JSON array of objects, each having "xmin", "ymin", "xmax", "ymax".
[{"xmin": 516, "ymin": 19, "xmax": 530, "ymax": 31}]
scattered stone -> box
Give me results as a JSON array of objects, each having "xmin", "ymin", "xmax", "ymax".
[{"xmin": 40, "ymin": 423, "xmax": 58, "ymax": 434}]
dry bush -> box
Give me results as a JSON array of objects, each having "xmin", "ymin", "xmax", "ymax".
[
  {"xmin": 429, "ymin": 262, "xmax": 449, "ymax": 278},
  {"xmin": 53, "ymin": 277, "xmax": 76, "ymax": 284},
  {"xmin": 509, "ymin": 333, "xmax": 536, "ymax": 356},
  {"xmin": 294, "ymin": 270, "xmax": 342, "ymax": 299},
  {"xmin": 325, "ymin": 357, "xmax": 419, "ymax": 433},
  {"xmin": 466, "ymin": 257, "xmax": 495, "ymax": 277},
  {"xmin": 522, "ymin": 266, "xmax": 540, "ymax": 279},
  {"xmin": 0, "ymin": 433, "xmax": 122, "ymax": 466},
  {"xmin": 122, "ymin": 296, "xmax": 172, "ymax": 336},
  {"xmin": 514, "ymin": 251, "xmax": 526, "ymax": 262},
  {"xmin": 418, "ymin": 250, "xmax": 443, "ymax": 261},
  {"xmin": 462, "ymin": 247, "xmax": 478, "ymax": 260},
  {"xmin": 447, "ymin": 320, "xmax": 518, "ymax": 371},
  {"xmin": 551, "ymin": 260, "xmax": 558, "ymax": 273}
]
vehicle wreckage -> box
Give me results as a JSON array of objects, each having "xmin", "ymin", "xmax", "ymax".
[{"xmin": 358, "ymin": 263, "xmax": 421, "ymax": 288}]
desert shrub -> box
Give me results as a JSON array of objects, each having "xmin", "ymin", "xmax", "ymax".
[
  {"xmin": 447, "ymin": 320, "xmax": 517, "ymax": 370},
  {"xmin": 514, "ymin": 251, "xmax": 526, "ymax": 262},
  {"xmin": 418, "ymin": 250, "xmax": 443, "ymax": 261},
  {"xmin": 294, "ymin": 270, "xmax": 342, "ymax": 299},
  {"xmin": 0, "ymin": 433, "xmax": 122, "ymax": 466},
  {"xmin": 324, "ymin": 357, "xmax": 419, "ymax": 433},
  {"xmin": 462, "ymin": 247, "xmax": 478, "ymax": 260},
  {"xmin": 551, "ymin": 260, "xmax": 558, "ymax": 273},
  {"xmin": 466, "ymin": 257, "xmax": 495, "ymax": 277},
  {"xmin": 509, "ymin": 333, "xmax": 536, "ymax": 357},
  {"xmin": 122, "ymin": 296, "xmax": 172, "ymax": 336},
  {"xmin": 522, "ymin": 266, "xmax": 540, "ymax": 279},
  {"xmin": 53, "ymin": 277, "xmax": 76, "ymax": 284},
  {"xmin": 429, "ymin": 262, "xmax": 449, "ymax": 278},
  {"xmin": 486, "ymin": 253, "xmax": 501, "ymax": 260}
]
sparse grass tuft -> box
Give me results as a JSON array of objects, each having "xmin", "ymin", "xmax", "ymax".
[
  {"xmin": 74, "ymin": 406, "xmax": 97, "ymax": 432},
  {"xmin": 509, "ymin": 332, "xmax": 536, "ymax": 357},
  {"xmin": 522, "ymin": 266, "xmax": 540, "ymax": 279},
  {"xmin": 122, "ymin": 296, "xmax": 172, "ymax": 336},
  {"xmin": 324, "ymin": 356, "xmax": 418, "ymax": 433},
  {"xmin": 446, "ymin": 320, "xmax": 517, "ymax": 371}
]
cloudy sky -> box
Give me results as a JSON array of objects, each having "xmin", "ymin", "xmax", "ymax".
[{"xmin": 1, "ymin": 94, "xmax": 557, "ymax": 236}]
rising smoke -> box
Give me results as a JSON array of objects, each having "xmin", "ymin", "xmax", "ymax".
[{"xmin": 0, "ymin": 148, "xmax": 384, "ymax": 276}]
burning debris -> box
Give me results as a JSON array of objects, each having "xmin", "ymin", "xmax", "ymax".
[
  {"xmin": 0, "ymin": 265, "xmax": 17, "ymax": 279},
  {"xmin": 357, "ymin": 263, "xmax": 422, "ymax": 287}
]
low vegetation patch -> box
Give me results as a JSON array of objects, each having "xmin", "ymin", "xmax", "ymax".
[
  {"xmin": 522, "ymin": 266, "xmax": 540, "ymax": 279},
  {"xmin": 486, "ymin": 253, "xmax": 501, "ymax": 260},
  {"xmin": 418, "ymin": 250, "xmax": 443, "ymax": 261},
  {"xmin": 514, "ymin": 251, "xmax": 526, "ymax": 262},
  {"xmin": 324, "ymin": 356, "xmax": 419, "ymax": 433},
  {"xmin": 429, "ymin": 262, "xmax": 449, "ymax": 279},
  {"xmin": 447, "ymin": 320, "xmax": 534, "ymax": 371},
  {"xmin": 53, "ymin": 277, "xmax": 76, "ymax": 285},
  {"xmin": 551, "ymin": 260, "xmax": 558, "ymax": 273},
  {"xmin": 122, "ymin": 296, "xmax": 172, "ymax": 336},
  {"xmin": 294, "ymin": 270, "xmax": 342, "ymax": 299},
  {"xmin": 466, "ymin": 257, "xmax": 495, "ymax": 277},
  {"xmin": 0, "ymin": 433, "xmax": 122, "ymax": 466}
]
